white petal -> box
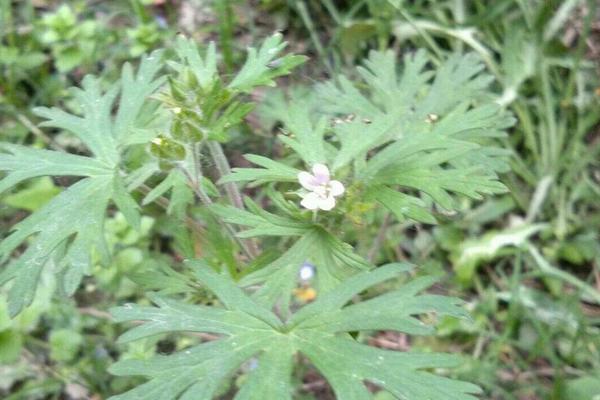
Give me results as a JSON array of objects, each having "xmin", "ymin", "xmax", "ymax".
[
  {"xmin": 300, "ymin": 192, "xmax": 320, "ymax": 210},
  {"xmin": 311, "ymin": 163, "xmax": 330, "ymax": 183},
  {"xmin": 298, "ymin": 171, "xmax": 318, "ymax": 191},
  {"xmin": 329, "ymin": 180, "xmax": 345, "ymax": 196},
  {"xmin": 318, "ymin": 195, "xmax": 336, "ymax": 211}
]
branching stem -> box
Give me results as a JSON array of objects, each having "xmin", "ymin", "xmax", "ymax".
[{"xmin": 179, "ymin": 158, "xmax": 255, "ymax": 261}]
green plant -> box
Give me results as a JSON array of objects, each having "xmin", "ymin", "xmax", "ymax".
[
  {"xmin": 0, "ymin": 31, "xmax": 513, "ymax": 398},
  {"xmin": 38, "ymin": 4, "xmax": 113, "ymax": 73},
  {"xmin": 127, "ymin": 22, "xmax": 165, "ymax": 57}
]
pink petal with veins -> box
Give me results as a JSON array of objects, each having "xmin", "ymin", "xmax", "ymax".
[{"xmin": 311, "ymin": 163, "xmax": 330, "ymax": 185}]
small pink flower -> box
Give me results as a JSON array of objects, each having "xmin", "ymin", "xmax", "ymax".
[{"xmin": 297, "ymin": 164, "xmax": 345, "ymax": 211}]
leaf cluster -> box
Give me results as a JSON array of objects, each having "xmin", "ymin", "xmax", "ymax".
[
  {"xmin": 230, "ymin": 50, "xmax": 514, "ymax": 223},
  {"xmin": 0, "ymin": 52, "xmax": 164, "ymax": 316},
  {"xmin": 0, "ymin": 34, "xmax": 505, "ymax": 400},
  {"xmin": 109, "ymin": 263, "xmax": 481, "ymax": 400}
]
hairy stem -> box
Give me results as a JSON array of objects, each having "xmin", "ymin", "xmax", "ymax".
[
  {"xmin": 179, "ymin": 159, "xmax": 255, "ymax": 261},
  {"xmin": 207, "ymin": 140, "xmax": 260, "ymax": 257},
  {"xmin": 207, "ymin": 140, "xmax": 244, "ymax": 209}
]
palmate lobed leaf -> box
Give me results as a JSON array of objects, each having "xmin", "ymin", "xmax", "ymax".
[
  {"xmin": 110, "ymin": 263, "xmax": 481, "ymax": 400},
  {"xmin": 0, "ymin": 51, "xmax": 165, "ymax": 316},
  {"xmin": 231, "ymin": 49, "xmax": 513, "ymax": 224},
  {"xmin": 0, "ymin": 176, "xmax": 113, "ymax": 316},
  {"xmin": 0, "ymin": 144, "xmax": 113, "ymax": 192},
  {"xmin": 209, "ymin": 194, "xmax": 371, "ymax": 310},
  {"xmin": 172, "ymin": 36, "xmax": 217, "ymax": 90},
  {"xmin": 210, "ymin": 196, "xmax": 312, "ymax": 238},
  {"xmin": 237, "ymin": 228, "xmax": 370, "ymax": 315},
  {"xmin": 228, "ymin": 33, "xmax": 308, "ymax": 93},
  {"xmin": 219, "ymin": 154, "xmax": 301, "ymax": 185},
  {"xmin": 320, "ymin": 50, "xmax": 512, "ymax": 218}
]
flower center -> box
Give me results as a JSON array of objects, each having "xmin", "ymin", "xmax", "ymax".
[{"xmin": 313, "ymin": 183, "xmax": 333, "ymax": 198}]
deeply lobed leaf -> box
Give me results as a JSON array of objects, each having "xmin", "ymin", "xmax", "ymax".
[
  {"xmin": 110, "ymin": 263, "xmax": 481, "ymax": 400},
  {"xmin": 228, "ymin": 33, "xmax": 308, "ymax": 93},
  {"xmin": 0, "ymin": 52, "xmax": 164, "ymax": 316},
  {"xmin": 232, "ymin": 49, "xmax": 513, "ymax": 223}
]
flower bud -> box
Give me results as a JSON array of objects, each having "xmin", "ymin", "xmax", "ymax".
[
  {"xmin": 171, "ymin": 119, "xmax": 204, "ymax": 142},
  {"xmin": 150, "ymin": 135, "xmax": 186, "ymax": 161}
]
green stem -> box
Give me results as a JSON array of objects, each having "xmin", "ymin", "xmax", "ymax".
[
  {"xmin": 207, "ymin": 141, "xmax": 244, "ymax": 209},
  {"xmin": 396, "ymin": 9, "xmax": 444, "ymax": 64},
  {"xmin": 539, "ymin": 61, "xmax": 557, "ymax": 174},
  {"xmin": 207, "ymin": 141, "xmax": 260, "ymax": 258},
  {"xmin": 214, "ymin": 0, "xmax": 235, "ymax": 72},
  {"xmin": 293, "ymin": 0, "xmax": 334, "ymax": 75},
  {"xmin": 528, "ymin": 244, "xmax": 600, "ymax": 305},
  {"xmin": 180, "ymin": 165, "xmax": 254, "ymax": 261}
]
